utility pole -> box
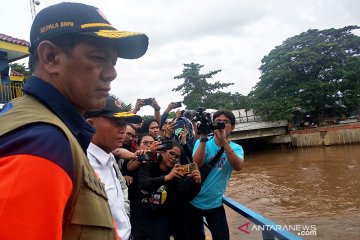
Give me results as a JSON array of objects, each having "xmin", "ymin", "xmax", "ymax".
[{"xmin": 30, "ymin": 0, "xmax": 40, "ymax": 20}]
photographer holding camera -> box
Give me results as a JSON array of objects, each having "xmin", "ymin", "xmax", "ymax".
[
  {"xmin": 130, "ymin": 140, "xmax": 201, "ymax": 240},
  {"xmin": 159, "ymin": 101, "xmax": 182, "ymax": 129},
  {"xmin": 132, "ymin": 98, "xmax": 161, "ymax": 126},
  {"xmin": 186, "ymin": 109, "xmax": 244, "ymax": 240}
]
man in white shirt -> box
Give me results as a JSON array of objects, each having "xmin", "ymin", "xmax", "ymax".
[{"xmin": 85, "ymin": 96, "xmax": 142, "ymax": 240}]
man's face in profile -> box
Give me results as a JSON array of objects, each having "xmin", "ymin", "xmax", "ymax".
[
  {"xmin": 91, "ymin": 117, "xmax": 126, "ymax": 153},
  {"xmin": 56, "ymin": 37, "xmax": 118, "ymax": 114}
]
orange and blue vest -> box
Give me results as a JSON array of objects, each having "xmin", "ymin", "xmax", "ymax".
[{"xmin": 0, "ymin": 77, "xmax": 118, "ymax": 240}]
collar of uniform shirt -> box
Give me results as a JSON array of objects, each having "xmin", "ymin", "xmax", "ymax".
[{"xmin": 87, "ymin": 142, "xmax": 114, "ymax": 167}]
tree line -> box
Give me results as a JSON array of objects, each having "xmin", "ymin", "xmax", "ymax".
[{"xmin": 173, "ymin": 25, "xmax": 360, "ymax": 123}]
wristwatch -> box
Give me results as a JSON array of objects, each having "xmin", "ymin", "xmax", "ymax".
[{"xmin": 200, "ymin": 136, "xmax": 208, "ymax": 142}]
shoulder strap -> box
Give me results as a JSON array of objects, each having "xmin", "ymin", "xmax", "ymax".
[{"xmin": 208, "ymin": 146, "xmax": 225, "ymax": 168}]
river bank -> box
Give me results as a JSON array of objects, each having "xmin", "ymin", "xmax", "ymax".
[{"xmin": 290, "ymin": 122, "xmax": 360, "ymax": 147}]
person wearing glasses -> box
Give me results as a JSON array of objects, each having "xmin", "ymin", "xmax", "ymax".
[
  {"xmin": 85, "ymin": 96, "xmax": 143, "ymax": 240},
  {"xmin": 186, "ymin": 110, "xmax": 245, "ymax": 240},
  {"xmin": 122, "ymin": 124, "xmax": 138, "ymax": 153},
  {"xmin": 114, "ymin": 123, "xmax": 139, "ymax": 187},
  {"xmin": 127, "ymin": 134, "xmax": 158, "ymax": 239},
  {"xmin": 132, "ymin": 140, "xmax": 201, "ymax": 240}
]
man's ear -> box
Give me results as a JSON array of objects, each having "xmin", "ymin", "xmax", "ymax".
[{"xmin": 37, "ymin": 41, "xmax": 62, "ymax": 74}]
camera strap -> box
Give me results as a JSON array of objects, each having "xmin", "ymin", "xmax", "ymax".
[
  {"xmin": 199, "ymin": 146, "xmax": 225, "ymax": 184},
  {"xmin": 208, "ymin": 146, "xmax": 225, "ymax": 168}
]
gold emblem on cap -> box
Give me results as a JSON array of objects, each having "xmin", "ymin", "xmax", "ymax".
[
  {"xmin": 95, "ymin": 30, "xmax": 143, "ymax": 38},
  {"xmin": 80, "ymin": 23, "xmax": 113, "ymax": 29},
  {"xmin": 113, "ymin": 112, "xmax": 135, "ymax": 118}
]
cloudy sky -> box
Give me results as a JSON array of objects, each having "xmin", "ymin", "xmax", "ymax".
[{"xmin": 1, "ymin": 0, "xmax": 359, "ymax": 115}]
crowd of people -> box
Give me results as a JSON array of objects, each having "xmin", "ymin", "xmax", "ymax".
[{"xmin": 0, "ymin": 2, "xmax": 244, "ymax": 240}]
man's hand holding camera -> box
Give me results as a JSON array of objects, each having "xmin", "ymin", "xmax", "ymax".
[
  {"xmin": 214, "ymin": 128, "xmax": 227, "ymax": 146},
  {"xmin": 132, "ymin": 98, "xmax": 161, "ymax": 113},
  {"xmin": 134, "ymin": 149, "xmax": 149, "ymax": 158},
  {"xmin": 132, "ymin": 99, "xmax": 144, "ymax": 114},
  {"xmin": 165, "ymin": 102, "xmax": 182, "ymax": 114},
  {"xmin": 150, "ymin": 98, "xmax": 161, "ymax": 112}
]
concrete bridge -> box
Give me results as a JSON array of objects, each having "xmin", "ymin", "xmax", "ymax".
[{"xmin": 228, "ymin": 109, "xmax": 291, "ymax": 144}]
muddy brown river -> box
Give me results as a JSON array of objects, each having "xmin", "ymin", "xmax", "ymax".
[{"xmin": 224, "ymin": 144, "xmax": 360, "ymax": 240}]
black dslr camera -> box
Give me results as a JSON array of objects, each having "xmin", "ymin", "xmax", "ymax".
[{"xmin": 193, "ymin": 107, "xmax": 225, "ymax": 135}]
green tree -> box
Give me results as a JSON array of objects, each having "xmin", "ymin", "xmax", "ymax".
[
  {"xmin": 206, "ymin": 91, "xmax": 250, "ymax": 110},
  {"xmin": 228, "ymin": 92, "xmax": 251, "ymax": 110},
  {"xmin": 9, "ymin": 63, "xmax": 31, "ymax": 81},
  {"xmin": 167, "ymin": 111, "xmax": 176, "ymax": 119},
  {"xmin": 142, "ymin": 115, "xmax": 156, "ymax": 122},
  {"xmin": 173, "ymin": 63, "xmax": 234, "ymax": 109},
  {"xmin": 250, "ymin": 25, "xmax": 360, "ymax": 121}
]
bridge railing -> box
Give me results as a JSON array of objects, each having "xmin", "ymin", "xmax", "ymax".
[
  {"xmin": 233, "ymin": 109, "xmax": 266, "ymax": 124},
  {"xmin": 222, "ymin": 196, "xmax": 303, "ymax": 240}
]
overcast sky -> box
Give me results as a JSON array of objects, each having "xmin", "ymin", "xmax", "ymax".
[{"xmin": 1, "ymin": 0, "xmax": 359, "ymax": 115}]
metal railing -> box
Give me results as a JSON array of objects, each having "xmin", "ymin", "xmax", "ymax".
[
  {"xmin": 0, "ymin": 81, "xmax": 24, "ymax": 103},
  {"xmin": 222, "ymin": 196, "xmax": 303, "ymax": 240},
  {"xmin": 233, "ymin": 109, "xmax": 265, "ymax": 124}
]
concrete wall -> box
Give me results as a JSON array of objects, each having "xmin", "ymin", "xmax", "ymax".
[
  {"xmin": 230, "ymin": 127, "xmax": 288, "ymax": 141},
  {"xmin": 290, "ymin": 123, "xmax": 360, "ymax": 147}
]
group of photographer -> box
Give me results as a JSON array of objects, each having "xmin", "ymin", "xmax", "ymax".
[
  {"xmin": 94, "ymin": 96, "xmax": 244, "ymax": 240},
  {"xmin": 104, "ymin": 97, "xmax": 199, "ymax": 240}
]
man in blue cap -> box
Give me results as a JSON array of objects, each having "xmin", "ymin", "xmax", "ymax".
[{"xmin": 0, "ymin": 2, "xmax": 148, "ymax": 239}]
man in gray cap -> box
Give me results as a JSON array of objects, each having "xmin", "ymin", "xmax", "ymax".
[{"xmin": 0, "ymin": 2, "xmax": 148, "ymax": 239}]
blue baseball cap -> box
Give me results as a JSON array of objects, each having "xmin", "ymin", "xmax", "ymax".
[{"xmin": 30, "ymin": 2, "xmax": 148, "ymax": 59}]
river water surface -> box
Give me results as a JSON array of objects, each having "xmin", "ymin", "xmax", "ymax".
[{"xmin": 224, "ymin": 144, "xmax": 360, "ymax": 240}]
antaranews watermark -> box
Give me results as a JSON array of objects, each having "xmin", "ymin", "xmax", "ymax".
[{"xmin": 238, "ymin": 222, "xmax": 317, "ymax": 237}]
